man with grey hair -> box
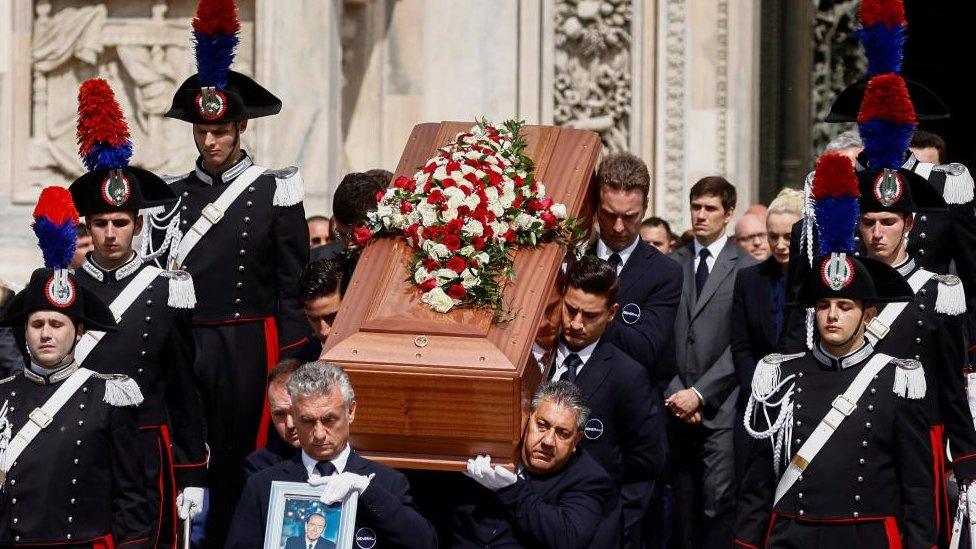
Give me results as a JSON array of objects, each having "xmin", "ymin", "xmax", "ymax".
[
  {"xmin": 226, "ymin": 361, "xmax": 438, "ymax": 548},
  {"xmin": 452, "ymin": 380, "xmax": 617, "ymax": 548},
  {"xmin": 823, "ymin": 129, "xmax": 863, "ymax": 161}
]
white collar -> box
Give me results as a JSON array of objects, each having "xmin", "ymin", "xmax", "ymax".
[
  {"xmin": 301, "ymin": 442, "xmax": 351, "ymax": 477},
  {"xmin": 194, "ymin": 151, "xmax": 253, "ymax": 185},
  {"xmin": 82, "ymin": 252, "xmax": 142, "ymax": 283},
  {"xmin": 693, "ymin": 234, "xmax": 728, "ymax": 260},
  {"xmin": 595, "ymin": 235, "xmax": 640, "ymax": 267},
  {"xmin": 556, "ymin": 338, "xmax": 600, "ymax": 369}
]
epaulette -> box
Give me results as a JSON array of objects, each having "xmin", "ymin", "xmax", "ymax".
[
  {"xmin": 157, "ymin": 269, "xmax": 196, "ymax": 309},
  {"xmin": 94, "ymin": 373, "xmax": 144, "ymax": 407},
  {"xmin": 266, "ymin": 166, "xmax": 304, "ymax": 207},
  {"xmin": 932, "ymin": 273, "xmax": 966, "ymax": 316},
  {"xmin": 0, "ymin": 375, "xmax": 16, "ymax": 385},
  {"xmin": 891, "ymin": 358, "xmax": 926, "ymax": 399},
  {"xmin": 932, "ymin": 163, "xmax": 975, "ymax": 204},
  {"xmin": 751, "ymin": 352, "xmax": 805, "ymax": 398}
]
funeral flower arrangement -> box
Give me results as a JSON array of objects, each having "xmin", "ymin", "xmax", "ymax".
[{"xmin": 361, "ymin": 119, "xmax": 574, "ymax": 315}]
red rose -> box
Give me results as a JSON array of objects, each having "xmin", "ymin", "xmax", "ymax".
[
  {"xmin": 464, "ymin": 173, "xmax": 481, "ymax": 186},
  {"xmin": 423, "ymin": 162, "xmax": 437, "ymax": 174},
  {"xmin": 375, "ymin": 190, "xmax": 385, "ymax": 203},
  {"xmin": 400, "ymin": 201, "xmax": 414, "ymax": 214},
  {"xmin": 527, "ymin": 199, "xmax": 541, "ymax": 212},
  {"xmin": 441, "ymin": 178, "xmax": 456, "ymax": 188},
  {"xmin": 419, "ymin": 278, "xmax": 437, "ymax": 292},
  {"xmin": 447, "ymin": 160, "xmax": 461, "ymax": 173},
  {"xmin": 443, "ymin": 235, "xmax": 462, "ymax": 251},
  {"xmin": 487, "ymin": 171, "xmax": 503, "ymax": 186},
  {"xmin": 422, "ymin": 258, "xmax": 440, "ymax": 271},
  {"xmin": 447, "ymin": 256, "xmax": 467, "ymax": 273},
  {"xmin": 504, "ymin": 229, "xmax": 516, "ymax": 243},
  {"xmin": 427, "ymin": 189, "xmax": 445, "ymax": 204},
  {"xmin": 472, "ymin": 236, "xmax": 486, "ymax": 250},
  {"xmin": 512, "ymin": 196, "xmax": 524, "ymax": 209},
  {"xmin": 539, "ymin": 197, "xmax": 554, "ymax": 210},
  {"xmin": 447, "ymin": 284, "xmax": 467, "ymax": 300},
  {"xmin": 353, "ymin": 226, "xmax": 373, "ymax": 246},
  {"xmin": 394, "ymin": 175, "xmax": 413, "ymax": 190},
  {"xmin": 446, "ymin": 218, "xmax": 463, "ymax": 234},
  {"xmin": 541, "ymin": 211, "xmax": 557, "ymax": 229},
  {"xmin": 457, "ymin": 205, "xmax": 471, "ymax": 217}
]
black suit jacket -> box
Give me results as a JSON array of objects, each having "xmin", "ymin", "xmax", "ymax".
[
  {"xmin": 591, "ymin": 238, "xmax": 683, "ymax": 386},
  {"xmin": 451, "ymin": 450, "xmax": 616, "ymax": 548},
  {"xmin": 283, "ymin": 535, "xmax": 335, "ymax": 549},
  {"xmin": 731, "ymin": 257, "xmax": 786, "ymax": 407},
  {"xmin": 226, "ymin": 450, "xmax": 437, "ymax": 548},
  {"xmin": 548, "ymin": 339, "xmax": 666, "ymax": 486},
  {"xmin": 243, "ymin": 436, "xmax": 299, "ymax": 478}
]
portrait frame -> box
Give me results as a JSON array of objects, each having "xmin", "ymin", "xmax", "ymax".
[{"xmin": 264, "ymin": 481, "xmax": 359, "ymax": 549}]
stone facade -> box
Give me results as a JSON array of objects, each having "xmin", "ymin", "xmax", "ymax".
[{"xmin": 0, "ymin": 0, "xmax": 762, "ymax": 286}]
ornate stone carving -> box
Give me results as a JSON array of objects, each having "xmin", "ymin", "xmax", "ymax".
[
  {"xmin": 658, "ymin": 0, "xmax": 687, "ymax": 228},
  {"xmin": 553, "ymin": 0, "xmax": 633, "ymax": 154},
  {"xmin": 811, "ymin": 0, "xmax": 865, "ymax": 155},
  {"xmin": 26, "ymin": 0, "xmax": 255, "ymax": 192}
]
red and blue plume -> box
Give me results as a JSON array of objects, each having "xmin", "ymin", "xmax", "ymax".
[
  {"xmin": 857, "ymin": 74, "xmax": 916, "ymax": 170},
  {"xmin": 32, "ymin": 187, "xmax": 79, "ymax": 270},
  {"xmin": 192, "ymin": 0, "xmax": 240, "ymax": 89},
  {"xmin": 812, "ymin": 152, "xmax": 861, "ymax": 256},
  {"xmin": 76, "ymin": 78, "xmax": 133, "ymax": 172},
  {"xmin": 856, "ymin": 0, "xmax": 906, "ymax": 76}
]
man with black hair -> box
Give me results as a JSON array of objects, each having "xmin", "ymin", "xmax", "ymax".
[
  {"xmin": 909, "ymin": 130, "xmax": 946, "ymax": 165},
  {"xmin": 296, "ymin": 258, "xmax": 350, "ymax": 361},
  {"xmin": 548, "ymin": 256, "xmax": 667, "ymax": 545},
  {"xmin": 307, "ymin": 215, "xmax": 332, "ymax": 250},
  {"xmin": 311, "ymin": 172, "xmax": 387, "ymax": 262},
  {"xmin": 243, "ymin": 359, "xmax": 303, "ymax": 476}
]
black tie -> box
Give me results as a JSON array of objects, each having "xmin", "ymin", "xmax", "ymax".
[
  {"xmin": 696, "ymin": 248, "xmax": 710, "ymax": 298},
  {"xmin": 562, "ymin": 353, "xmax": 582, "ymax": 384},
  {"xmin": 315, "ymin": 460, "xmax": 336, "ymax": 477},
  {"xmin": 608, "ymin": 253, "xmax": 622, "ymax": 274}
]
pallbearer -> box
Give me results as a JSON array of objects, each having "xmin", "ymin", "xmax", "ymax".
[
  {"xmin": 144, "ymin": 0, "xmax": 309, "ymax": 543},
  {"xmin": 0, "ymin": 188, "xmax": 150, "ymax": 546},
  {"xmin": 69, "ymin": 78, "xmax": 207, "ymax": 546},
  {"xmin": 735, "ymin": 152, "xmax": 935, "ymax": 548}
]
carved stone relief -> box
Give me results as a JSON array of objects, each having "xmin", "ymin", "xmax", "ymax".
[
  {"xmin": 24, "ymin": 0, "xmax": 255, "ymax": 198},
  {"xmin": 553, "ymin": 0, "xmax": 633, "ymax": 154},
  {"xmin": 657, "ymin": 0, "xmax": 687, "ymax": 227},
  {"xmin": 811, "ymin": 0, "xmax": 864, "ymax": 156}
]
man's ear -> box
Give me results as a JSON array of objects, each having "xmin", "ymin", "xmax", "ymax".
[
  {"xmin": 75, "ymin": 322, "xmax": 86, "ymax": 340},
  {"xmin": 346, "ymin": 400, "xmax": 357, "ymax": 424},
  {"xmin": 237, "ymin": 119, "xmax": 248, "ymax": 133},
  {"xmin": 903, "ymin": 213, "xmax": 915, "ymax": 234},
  {"xmin": 133, "ymin": 215, "xmax": 144, "ymax": 236},
  {"xmin": 864, "ymin": 305, "xmax": 879, "ymax": 322},
  {"xmin": 608, "ymin": 302, "xmax": 620, "ymax": 320}
]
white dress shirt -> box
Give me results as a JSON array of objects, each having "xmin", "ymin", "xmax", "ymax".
[
  {"xmin": 692, "ymin": 234, "xmax": 728, "ymax": 274},
  {"xmin": 596, "ymin": 235, "xmax": 640, "ymax": 275},
  {"xmin": 550, "ymin": 339, "xmax": 600, "ymax": 381},
  {"xmin": 302, "ymin": 442, "xmax": 351, "ymax": 481}
]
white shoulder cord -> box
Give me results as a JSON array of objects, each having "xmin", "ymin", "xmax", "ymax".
[
  {"xmin": 141, "ymin": 197, "xmax": 182, "ymax": 263},
  {"xmin": 743, "ymin": 374, "xmax": 797, "ymax": 475}
]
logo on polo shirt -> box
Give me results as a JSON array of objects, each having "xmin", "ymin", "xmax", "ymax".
[
  {"xmin": 621, "ymin": 303, "xmax": 641, "ymax": 325},
  {"xmin": 584, "ymin": 418, "xmax": 604, "ymax": 440},
  {"xmin": 356, "ymin": 527, "xmax": 377, "ymax": 549}
]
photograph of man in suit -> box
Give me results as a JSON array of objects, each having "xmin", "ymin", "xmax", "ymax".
[
  {"xmin": 666, "ymin": 176, "xmax": 756, "ymax": 549},
  {"xmin": 284, "ymin": 512, "xmax": 335, "ymax": 549}
]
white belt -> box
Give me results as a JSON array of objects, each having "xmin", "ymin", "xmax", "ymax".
[
  {"xmin": 865, "ymin": 269, "xmax": 933, "ymax": 343},
  {"xmin": 173, "ymin": 165, "xmax": 265, "ymax": 269},
  {"xmin": 1, "ymin": 368, "xmax": 96, "ymax": 479},
  {"xmin": 774, "ymin": 353, "xmax": 893, "ymax": 505},
  {"xmin": 75, "ymin": 266, "xmax": 162, "ymax": 365}
]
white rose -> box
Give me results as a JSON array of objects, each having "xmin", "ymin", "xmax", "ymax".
[
  {"xmin": 459, "ymin": 245, "xmax": 476, "ymax": 257},
  {"xmin": 418, "ymin": 202, "xmax": 439, "ymax": 226},
  {"xmin": 461, "ymin": 268, "xmax": 480, "ymax": 288},
  {"xmin": 462, "ymin": 194, "xmax": 481, "ymax": 211},
  {"xmin": 474, "ymin": 252, "xmax": 490, "ymax": 265},
  {"xmin": 550, "ymin": 203, "xmax": 567, "ymax": 218},
  {"xmin": 514, "ymin": 213, "xmax": 535, "ymax": 230},
  {"xmin": 462, "ymin": 219, "xmax": 483, "ymax": 237},
  {"xmin": 414, "ymin": 266, "xmax": 431, "ymax": 284},
  {"xmin": 490, "ymin": 221, "xmax": 509, "ymax": 238},
  {"xmin": 421, "ymin": 287, "xmax": 455, "ymax": 313},
  {"xmin": 430, "ymin": 243, "xmax": 450, "ymax": 259},
  {"xmin": 484, "ymin": 187, "xmax": 499, "ymax": 202}
]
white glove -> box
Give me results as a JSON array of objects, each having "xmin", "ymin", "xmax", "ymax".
[
  {"xmin": 177, "ymin": 486, "xmax": 205, "ymax": 520},
  {"xmin": 464, "ymin": 454, "xmax": 518, "ymax": 491},
  {"xmin": 310, "ymin": 471, "xmax": 374, "ymax": 504}
]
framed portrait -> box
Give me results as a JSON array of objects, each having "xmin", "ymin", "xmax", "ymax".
[{"xmin": 263, "ymin": 481, "xmax": 359, "ymax": 549}]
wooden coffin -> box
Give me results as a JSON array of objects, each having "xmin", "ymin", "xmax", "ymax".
[{"xmin": 322, "ymin": 121, "xmax": 600, "ymax": 471}]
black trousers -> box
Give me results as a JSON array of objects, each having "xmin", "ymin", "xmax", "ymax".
[
  {"xmin": 768, "ymin": 515, "xmax": 901, "ymax": 548},
  {"xmin": 669, "ymin": 420, "xmax": 735, "ymax": 549},
  {"xmin": 193, "ymin": 321, "xmax": 273, "ymax": 548}
]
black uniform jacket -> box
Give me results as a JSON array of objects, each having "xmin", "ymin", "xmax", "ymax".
[
  {"xmin": 869, "ymin": 257, "xmax": 976, "ymax": 479},
  {"xmin": 242, "ymin": 435, "xmax": 299, "ymax": 478},
  {"xmin": 548, "ymin": 339, "xmax": 666, "ymax": 486},
  {"xmin": 589, "ymin": 238, "xmax": 683, "ymax": 386},
  {"xmin": 734, "ymin": 345, "xmax": 935, "ymax": 549},
  {"xmin": 226, "ymin": 450, "xmax": 438, "ymax": 549},
  {"xmin": 451, "ymin": 450, "xmax": 616, "ymax": 549},
  {"xmin": 148, "ymin": 153, "xmax": 310, "ymax": 351},
  {"xmin": 732, "ymin": 257, "xmax": 786, "ymax": 407},
  {"xmin": 75, "ymin": 255, "xmax": 207, "ymax": 485},
  {"xmin": 0, "ymin": 367, "xmax": 150, "ymax": 546}
]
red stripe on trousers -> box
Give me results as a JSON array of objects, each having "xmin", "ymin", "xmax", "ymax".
[
  {"xmin": 929, "ymin": 424, "xmax": 949, "ymax": 540},
  {"xmin": 883, "ymin": 516, "xmax": 902, "ymax": 549},
  {"xmin": 254, "ymin": 317, "xmax": 280, "ymax": 448}
]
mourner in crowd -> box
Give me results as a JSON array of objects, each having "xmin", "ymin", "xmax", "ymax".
[
  {"xmin": 310, "ymin": 172, "xmax": 387, "ymax": 262},
  {"xmin": 243, "ymin": 359, "xmax": 303, "ymax": 477},
  {"xmin": 587, "ymin": 152, "xmax": 681, "ymax": 547},
  {"xmin": 227, "ymin": 361, "xmax": 438, "ymax": 548},
  {"xmin": 297, "ymin": 258, "xmax": 349, "ymax": 362},
  {"xmin": 70, "ymin": 222, "xmax": 93, "ymax": 269},
  {"xmin": 639, "ymin": 217, "xmax": 674, "ymax": 255},
  {"xmin": 733, "ymin": 213, "xmax": 770, "ymax": 262},
  {"xmin": 730, "ymin": 188, "xmax": 804, "ymax": 479},
  {"xmin": 735, "ymin": 151, "xmax": 935, "ymax": 548},
  {"xmin": 69, "ymin": 78, "xmax": 207, "ymax": 546},
  {"xmin": 667, "ymin": 176, "xmax": 756, "ymax": 549},
  {"xmin": 0, "ymin": 283, "xmax": 22, "ymax": 376},
  {"xmin": 910, "ymin": 130, "xmax": 946, "ymax": 165},
  {"xmin": 453, "ymin": 381, "xmax": 616, "ymax": 549},
  {"xmin": 143, "ymin": 0, "xmax": 310, "ymax": 543},
  {"xmin": 0, "ymin": 189, "xmax": 150, "ymax": 545},
  {"xmin": 547, "ymin": 256, "xmax": 667, "ymax": 544},
  {"xmin": 307, "ymin": 215, "xmax": 332, "ymax": 250}
]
